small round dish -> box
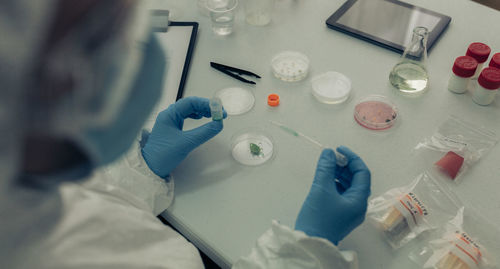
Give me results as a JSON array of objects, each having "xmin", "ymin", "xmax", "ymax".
[
  {"xmin": 354, "ymin": 95, "xmax": 398, "ymax": 130},
  {"xmin": 311, "ymin": 71, "xmax": 351, "ymax": 104},
  {"xmin": 215, "ymin": 87, "xmax": 255, "ymax": 115},
  {"xmin": 271, "ymin": 51, "xmax": 310, "ymax": 82},
  {"xmin": 231, "ymin": 130, "xmax": 274, "ymax": 166}
]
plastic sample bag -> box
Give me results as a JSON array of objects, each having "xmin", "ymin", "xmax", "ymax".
[
  {"xmin": 414, "ymin": 115, "xmax": 497, "ymax": 182},
  {"xmin": 409, "ymin": 207, "xmax": 499, "ymax": 269},
  {"xmin": 367, "ymin": 172, "xmax": 461, "ymax": 249}
]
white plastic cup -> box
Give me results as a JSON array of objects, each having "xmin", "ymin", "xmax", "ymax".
[
  {"xmin": 472, "ymin": 83, "xmax": 498, "ymax": 106},
  {"xmin": 206, "ymin": 0, "xmax": 238, "ymax": 36},
  {"xmin": 243, "ymin": 0, "xmax": 274, "ymax": 26},
  {"xmin": 448, "ymin": 74, "xmax": 471, "ymax": 94},
  {"xmin": 471, "ymin": 67, "xmax": 500, "ymax": 106},
  {"xmin": 448, "ymin": 56, "xmax": 478, "ymax": 94}
]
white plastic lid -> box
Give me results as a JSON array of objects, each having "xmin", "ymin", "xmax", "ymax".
[
  {"xmin": 231, "ymin": 130, "xmax": 274, "ymax": 166},
  {"xmin": 311, "ymin": 71, "xmax": 351, "ymax": 104},
  {"xmin": 271, "ymin": 51, "xmax": 310, "ymax": 82},
  {"xmin": 215, "ymin": 87, "xmax": 255, "ymax": 115}
]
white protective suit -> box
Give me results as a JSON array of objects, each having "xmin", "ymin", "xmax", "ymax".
[{"xmin": 0, "ymin": 1, "xmax": 358, "ymax": 268}]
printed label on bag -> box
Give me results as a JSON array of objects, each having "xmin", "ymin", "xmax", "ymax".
[
  {"xmin": 394, "ymin": 192, "xmax": 428, "ymax": 230},
  {"xmin": 442, "ymin": 136, "xmax": 468, "ymax": 147},
  {"xmin": 449, "ymin": 231, "xmax": 482, "ymax": 269}
]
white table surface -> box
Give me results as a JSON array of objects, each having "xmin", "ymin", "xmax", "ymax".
[{"xmin": 154, "ymin": 0, "xmax": 500, "ymax": 268}]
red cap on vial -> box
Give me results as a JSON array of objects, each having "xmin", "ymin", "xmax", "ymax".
[
  {"xmin": 489, "ymin": 53, "xmax": 500, "ymax": 69},
  {"xmin": 466, "ymin": 42, "xmax": 491, "ymax": 63},
  {"xmin": 478, "ymin": 67, "xmax": 500, "ymax": 90},
  {"xmin": 452, "ymin": 56, "xmax": 478, "ymax": 77}
]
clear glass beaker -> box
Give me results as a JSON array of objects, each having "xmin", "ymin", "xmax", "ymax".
[
  {"xmin": 206, "ymin": 0, "xmax": 238, "ymax": 36},
  {"xmin": 389, "ymin": 27, "xmax": 429, "ymax": 96},
  {"xmin": 243, "ymin": 0, "xmax": 275, "ymax": 26}
]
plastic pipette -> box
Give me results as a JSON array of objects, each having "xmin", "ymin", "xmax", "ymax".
[{"xmin": 269, "ymin": 120, "xmax": 348, "ymax": 166}]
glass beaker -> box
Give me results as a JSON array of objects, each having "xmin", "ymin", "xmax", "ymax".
[
  {"xmin": 243, "ymin": 0, "xmax": 275, "ymax": 26},
  {"xmin": 389, "ymin": 27, "xmax": 429, "ymax": 96},
  {"xmin": 206, "ymin": 0, "xmax": 239, "ymax": 36}
]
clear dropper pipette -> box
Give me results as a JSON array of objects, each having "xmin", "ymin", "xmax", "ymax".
[{"xmin": 269, "ymin": 120, "xmax": 348, "ymax": 166}]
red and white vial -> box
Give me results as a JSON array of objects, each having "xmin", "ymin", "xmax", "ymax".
[
  {"xmin": 471, "ymin": 67, "xmax": 500, "ymax": 106},
  {"xmin": 466, "ymin": 42, "xmax": 491, "ymax": 78},
  {"xmin": 448, "ymin": 56, "xmax": 478, "ymax": 94}
]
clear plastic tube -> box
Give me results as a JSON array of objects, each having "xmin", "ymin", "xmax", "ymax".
[
  {"xmin": 209, "ymin": 97, "xmax": 224, "ymax": 121},
  {"xmin": 269, "ymin": 120, "xmax": 347, "ymax": 166}
]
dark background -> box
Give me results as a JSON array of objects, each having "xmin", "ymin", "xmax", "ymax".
[{"xmin": 472, "ymin": 0, "xmax": 500, "ymax": 11}]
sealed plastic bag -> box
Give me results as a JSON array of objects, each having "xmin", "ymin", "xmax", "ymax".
[
  {"xmin": 414, "ymin": 115, "xmax": 497, "ymax": 182},
  {"xmin": 409, "ymin": 207, "xmax": 499, "ymax": 269},
  {"xmin": 367, "ymin": 172, "xmax": 461, "ymax": 249}
]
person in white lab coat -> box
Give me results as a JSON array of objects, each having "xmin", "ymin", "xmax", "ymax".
[{"xmin": 0, "ymin": 1, "xmax": 371, "ymax": 268}]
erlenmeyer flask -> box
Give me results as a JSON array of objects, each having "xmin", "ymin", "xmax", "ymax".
[{"xmin": 389, "ymin": 27, "xmax": 429, "ymax": 95}]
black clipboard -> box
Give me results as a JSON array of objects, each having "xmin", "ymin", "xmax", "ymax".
[
  {"xmin": 146, "ymin": 21, "xmax": 198, "ymax": 128},
  {"xmin": 154, "ymin": 21, "xmax": 198, "ymax": 102},
  {"xmin": 168, "ymin": 21, "xmax": 198, "ymax": 101}
]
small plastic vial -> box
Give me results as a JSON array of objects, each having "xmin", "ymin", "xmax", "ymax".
[
  {"xmin": 489, "ymin": 52, "xmax": 500, "ymax": 69},
  {"xmin": 471, "ymin": 67, "xmax": 500, "ymax": 106},
  {"xmin": 209, "ymin": 97, "xmax": 224, "ymax": 121},
  {"xmin": 335, "ymin": 151, "xmax": 348, "ymax": 167},
  {"xmin": 448, "ymin": 56, "xmax": 478, "ymax": 94},
  {"xmin": 466, "ymin": 42, "xmax": 491, "ymax": 78}
]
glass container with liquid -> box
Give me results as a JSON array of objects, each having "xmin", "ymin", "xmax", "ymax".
[{"xmin": 389, "ymin": 27, "xmax": 429, "ymax": 96}]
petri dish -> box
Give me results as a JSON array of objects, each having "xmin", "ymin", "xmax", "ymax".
[
  {"xmin": 231, "ymin": 130, "xmax": 274, "ymax": 166},
  {"xmin": 354, "ymin": 95, "xmax": 398, "ymax": 130},
  {"xmin": 271, "ymin": 51, "xmax": 310, "ymax": 82},
  {"xmin": 215, "ymin": 87, "xmax": 255, "ymax": 115},
  {"xmin": 311, "ymin": 71, "xmax": 351, "ymax": 104}
]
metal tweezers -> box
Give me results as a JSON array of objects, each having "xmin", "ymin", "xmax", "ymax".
[{"xmin": 210, "ymin": 62, "xmax": 261, "ymax": 85}]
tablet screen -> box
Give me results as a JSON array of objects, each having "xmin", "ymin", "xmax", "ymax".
[{"xmin": 326, "ymin": 0, "xmax": 451, "ymax": 53}]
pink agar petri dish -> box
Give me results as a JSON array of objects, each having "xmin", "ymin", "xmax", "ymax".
[{"xmin": 354, "ymin": 95, "xmax": 398, "ymax": 130}]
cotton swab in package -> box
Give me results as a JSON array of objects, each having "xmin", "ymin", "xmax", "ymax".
[
  {"xmin": 367, "ymin": 172, "xmax": 461, "ymax": 249},
  {"xmin": 409, "ymin": 207, "xmax": 499, "ymax": 269}
]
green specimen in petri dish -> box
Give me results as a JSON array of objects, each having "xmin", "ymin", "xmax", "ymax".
[{"xmin": 249, "ymin": 143, "xmax": 263, "ymax": 157}]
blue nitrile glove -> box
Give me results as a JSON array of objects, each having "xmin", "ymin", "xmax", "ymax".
[
  {"xmin": 295, "ymin": 146, "xmax": 371, "ymax": 245},
  {"xmin": 142, "ymin": 97, "xmax": 227, "ymax": 178}
]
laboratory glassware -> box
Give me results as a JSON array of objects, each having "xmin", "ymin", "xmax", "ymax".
[{"xmin": 389, "ymin": 26, "xmax": 429, "ymax": 96}]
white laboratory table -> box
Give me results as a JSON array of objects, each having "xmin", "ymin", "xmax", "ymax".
[{"xmin": 154, "ymin": 0, "xmax": 500, "ymax": 268}]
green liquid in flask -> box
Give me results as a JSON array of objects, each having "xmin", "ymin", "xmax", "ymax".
[
  {"xmin": 389, "ymin": 61, "xmax": 428, "ymax": 95},
  {"xmin": 389, "ymin": 26, "xmax": 429, "ymax": 96}
]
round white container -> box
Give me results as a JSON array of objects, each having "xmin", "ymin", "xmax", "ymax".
[
  {"xmin": 471, "ymin": 67, "xmax": 500, "ymax": 106},
  {"xmin": 448, "ymin": 56, "xmax": 478, "ymax": 94},
  {"xmin": 472, "ymin": 83, "xmax": 498, "ymax": 105},
  {"xmin": 271, "ymin": 51, "xmax": 309, "ymax": 82},
  {"xmin": 448, "ymin": 74, "xmax": 470, "ymax": 94},
  {"xmin": 311, "ymin": 71, "xmax": 352, "ymax": 104}
]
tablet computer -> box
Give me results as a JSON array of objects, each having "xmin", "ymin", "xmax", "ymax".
[{"xmin": 326, "ymin": 0, "xmax": 451, "ymax": 54}]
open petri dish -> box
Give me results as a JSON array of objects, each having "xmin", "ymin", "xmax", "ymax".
[
  {"xmin": 215, "ymin": 87, "xmax": 255, "ymax": 115},
  {"xmin": 231, "ymin": 130, "xmax": 274, "ymax": 166},
  {"xmin": 311, "ymin": 71, "xmax": 351, "ymax": 104},
  {"xmin": 271, "ymin": 51, "xmax": 310, "ymax": 82},
  {"xmin": 354, "ymin": 95, "xmax": 398, "ymax": 130}
]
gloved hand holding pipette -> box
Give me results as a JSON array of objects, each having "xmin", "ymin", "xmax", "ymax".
[
  {"xmin": 269, "ymin": 120, "xmax": 348, "ymax": 166},
  {"xmin": 295, "ymin": 146, "xmax": 371, "ymax": 245}
]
